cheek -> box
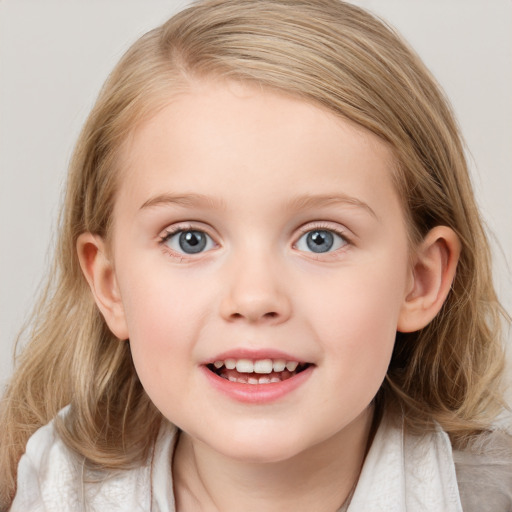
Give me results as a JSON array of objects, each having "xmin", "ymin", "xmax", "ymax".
[
  {"xmin": 304, "ymin": 254, "xmax": 408, "ymax": 372},
  {"xmin": 115, "ymin": 263, "xmax": 217, "ymax": 382}
]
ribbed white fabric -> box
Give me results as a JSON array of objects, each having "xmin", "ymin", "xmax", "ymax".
[{"xmin": 11, "ymin": 412, "xmax": 464, "ymax": 512}]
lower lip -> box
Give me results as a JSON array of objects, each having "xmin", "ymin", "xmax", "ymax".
[{"xmin": 201, "ymin": 365, "xmax": 314, "ymax": 404}]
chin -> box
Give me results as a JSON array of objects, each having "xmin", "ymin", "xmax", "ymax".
[{"xmin": 210, "ymin": 430, "xmax": 315, "ymax": 464}]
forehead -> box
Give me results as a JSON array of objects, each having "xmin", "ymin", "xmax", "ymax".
[{"xmin": 114, "ymin": 80, "xmax": 400, "ymax": 222}]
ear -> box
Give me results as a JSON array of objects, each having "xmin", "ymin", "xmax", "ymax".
[
  {"xmin": 77, "ymin": 233, "xmax": 129, "ymax": 340},
  {"xmin": 397, "ymin": 226, "xmax": 461, "ymax": 333}
]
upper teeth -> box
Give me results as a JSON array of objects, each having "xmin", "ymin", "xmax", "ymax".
[{"xmin": 213, "ymin": 358, "xmax": 299, "ymax": 374}]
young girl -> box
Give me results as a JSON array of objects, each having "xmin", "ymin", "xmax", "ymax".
[{"xmin": 1, "ymin": 1, "xmax": 511, "ymax": 510}]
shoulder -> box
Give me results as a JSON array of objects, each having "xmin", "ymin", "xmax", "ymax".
[
  {"xmin": 454, "ymin": 429, "xmax": 512, "ymax": 512},
  {"xmin": 10, "ymin": 409, "xmax": 157, "ymax": 512},
  {"xmin": 10, "ymin": 409, "xmax": 84, "ymax": 511}
]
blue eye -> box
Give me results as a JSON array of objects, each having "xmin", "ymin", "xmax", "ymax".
[
  {"xmin": 163, "ymin": 229, "xmax": 215, "ymax": 254},
  {"xmin": 295, "ymin": 229, "xmax": 347, "ymax": 253}
]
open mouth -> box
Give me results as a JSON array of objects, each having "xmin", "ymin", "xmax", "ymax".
[{"xmin": 206, "ymin": 358, "xmax": 312, "ymax": 384}]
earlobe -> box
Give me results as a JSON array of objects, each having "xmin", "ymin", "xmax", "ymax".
[
  {"xmin": 397, "ymin": 226, "xmax": 461, "ymax": 333},
  {"xmin": 77, "ymin": 233, "xmax": 129, "ymax": 340}
]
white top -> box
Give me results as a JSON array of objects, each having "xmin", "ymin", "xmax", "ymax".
[{"xmin": 11, "ymin": 412, "xmax": 466, "ymax": 511}]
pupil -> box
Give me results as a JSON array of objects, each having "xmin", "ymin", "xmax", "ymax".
[
  {"xmin": 179, "ymin": 231, "xmax": 207, "ymax": 253},
  {"xmin": 306, "ymin": 230, "xmax": 334, "ymax": 253}
]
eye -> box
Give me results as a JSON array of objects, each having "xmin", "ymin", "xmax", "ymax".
[
  {"xmin": 295, "ymin": 229, "xmax": 347, "ymax": 254},
  {"xmin": 162, "ymin": 229, "xmax": 216, "ymax": 255}
]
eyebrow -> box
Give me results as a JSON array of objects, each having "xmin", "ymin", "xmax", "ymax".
[
  {"xmin": 139, "ymin": 192, "xmax": 377, "ymax": 219},
  {"xmin": 139, "ymin": 193, "xmax": 226, "ymax": 211},
  {"xmin": 287, "ymin": 194, "xmax": 378, "ymax": 219}
]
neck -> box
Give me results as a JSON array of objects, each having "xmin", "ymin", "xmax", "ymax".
[{"xmin": 173, "ymin": 406, "xmax": 375, "ymax": 512}]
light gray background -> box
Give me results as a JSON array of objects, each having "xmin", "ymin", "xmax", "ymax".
[{"xmin": 1, "ymin": 1, "xmax": 511, "ymax": 390}]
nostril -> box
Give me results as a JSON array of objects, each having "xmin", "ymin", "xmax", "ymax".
[{"xmin": 229, "ymin": 311, "xmax": 279, "ymax": 321}]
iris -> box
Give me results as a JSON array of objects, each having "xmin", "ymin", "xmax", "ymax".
[
  {"xmin": 306, "ymin": 230, "xmax": 334, "ymax": 253},
  {"xmin": 179, "ymin": 231, "xmax": 207, "ymax": 253}
]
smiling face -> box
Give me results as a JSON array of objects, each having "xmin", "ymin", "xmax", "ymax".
[{"xmin": 96, "ymin": 80, "xmax": 414, "ymax": 462}]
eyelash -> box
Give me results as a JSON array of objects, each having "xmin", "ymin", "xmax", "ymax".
[
  {"xmin": 157, "ymin": 222, "xmax": 352, "ymax": 260},
  {"xmin": 295, "ymin": 222, "xmax": 349, "ymax": 240},
  {"xmin": 159, "ymin": 224, "xmax": 200, "ymax": 243}
]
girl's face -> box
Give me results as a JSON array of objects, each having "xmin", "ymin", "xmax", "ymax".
[{"xmin": 110, "ymin": 80, "xmax": 413, "ymax": 463}]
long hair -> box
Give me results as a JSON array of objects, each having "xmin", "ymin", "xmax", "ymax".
[{"xmin": 1, "ymin": 0, "xmax": 508, "ymax": 506}]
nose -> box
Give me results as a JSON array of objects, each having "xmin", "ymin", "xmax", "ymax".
[{"xmin": 219, "ymin": 253, "xmax": 292, "ymax": 325}]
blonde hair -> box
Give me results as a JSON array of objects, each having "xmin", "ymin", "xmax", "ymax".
[{"xmin": 1, "ymin": 0, "xmax": 508, "ymax": 506}]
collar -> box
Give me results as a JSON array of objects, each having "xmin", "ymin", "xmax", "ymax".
[
  {"xmin": 151, "ymin": 422, "xmax": 179, "ymax": 512},
  {"xmin": 150, "ymin": 414, "xmax": 463, "ymax": 512},
  {"xmin": 347, "ymin": 414, "xmax": 463, "ymax": 511}
]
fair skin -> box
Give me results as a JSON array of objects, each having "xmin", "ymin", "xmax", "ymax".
[{"xmin": 78, "ymin": 80, "xmax": 460, "ymax": 512}]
